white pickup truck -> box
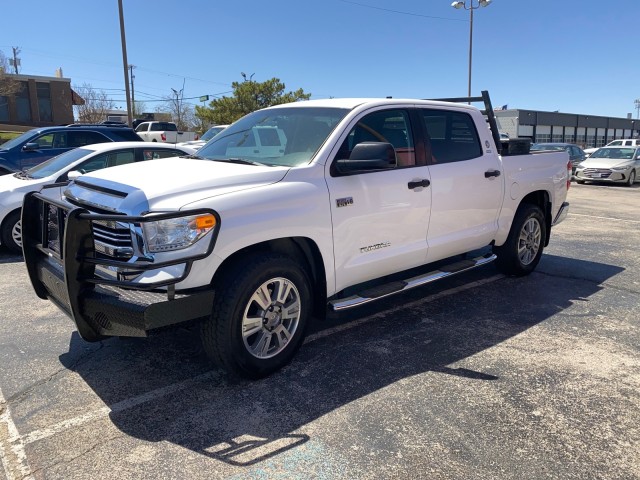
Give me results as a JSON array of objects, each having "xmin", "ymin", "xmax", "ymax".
[
  {"xmin": 23, "ymin": 92, "xmax": 570, "ymax": 379},
  {"xmin": 134, "ymin": 121, "xmax": 198, "ymax": 144}
]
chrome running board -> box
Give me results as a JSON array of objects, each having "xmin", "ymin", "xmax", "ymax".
[{"xmin": 328, "ymin": 253, "xmax": 497, "ymax": 311}]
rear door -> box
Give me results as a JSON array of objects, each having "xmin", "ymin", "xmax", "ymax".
[{"xmin": 416, "ymin": 107, "xmax": 504, "ymax": 263}]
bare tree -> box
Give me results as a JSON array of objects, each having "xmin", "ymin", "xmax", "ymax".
[
  {"xmin": 161, "ymin": 87, "xmax": 195, "ymax": 131},
  {"xmin": 73, "ymin": 83, "xmax": 115, "ymax": 123},
  {"xmin": 0, "ymin": 50, "xmax": 20, "ymax": 98}
]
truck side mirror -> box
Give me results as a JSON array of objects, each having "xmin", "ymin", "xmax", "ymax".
[
  {"xmin": 67, "ymin": 170, "xmax": 82, "ymax": 181},
  {"xmin": 335, "ymin": 142, "xmax": 396, "ymax": 174}
]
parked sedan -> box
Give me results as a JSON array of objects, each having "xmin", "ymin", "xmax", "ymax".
[
  {"xmin": 574, "ymin": 147, "xmax": 639, "ymax": 186},
  {"xmin": 531, "ymin": 143, "xmax": 586, "ymax": 175},
  {"xmin": 0, "ymin": 142, "xmax": 196, "ymax": 254},
  {"xmin": 176, "ymin": 124, "xmax": 229, "ymax": 150}
]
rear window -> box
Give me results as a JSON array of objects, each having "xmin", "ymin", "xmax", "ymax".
[{"xmin": 420, "ymin": 109, "xmax": 483, "ymax": 163}]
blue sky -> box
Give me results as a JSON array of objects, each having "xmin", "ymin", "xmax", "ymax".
[{"xmin": 2, "ymin": 0, "xmax": 639, "ymax": 118}]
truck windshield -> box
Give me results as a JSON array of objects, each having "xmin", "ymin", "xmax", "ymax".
[{"xmin": 197, "ymin": 107, "xmax": 349, "ymax": 167}]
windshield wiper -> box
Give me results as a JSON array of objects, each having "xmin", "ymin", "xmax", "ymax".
[
  {"xmin": 181, "ymin": 154, "xmax": 205, "ymax": 159},
  {"xmin": 15, "ymin": 169, "xmax": 32, "ymax": 179},
  {"xmin": 208, "ymin": 157, "xmax": 267, "ymax": 167}
]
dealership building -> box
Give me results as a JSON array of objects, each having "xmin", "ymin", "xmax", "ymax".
[{"xmin": 495, "ymin": 109, "xmax": 640, "ymax": 149}]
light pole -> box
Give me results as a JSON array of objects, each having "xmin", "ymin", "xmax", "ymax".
[
  {"xmin": 634, "ymin": 99, "xmax": 640, "ymax": 119},
  {"xmin": 451, "ymin": 0, "xmax": 492, "ymax": 98}
]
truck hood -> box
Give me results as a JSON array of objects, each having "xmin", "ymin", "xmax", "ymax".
[{"xmin": 64, "ymin": 157, "xmax": 289, "ymax": 214}]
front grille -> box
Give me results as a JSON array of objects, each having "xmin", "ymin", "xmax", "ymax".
[
  {"xmin": 582, "ymin": 168, "xmax": 612, "ymax": 179},
  {"xmin": 92, "ymin": 220, "xmax": 134, "ymax": 259}
]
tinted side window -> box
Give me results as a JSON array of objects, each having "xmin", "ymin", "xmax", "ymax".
[
  {"xmin": 419, "ymin": 110, "xmax": 482, "ymax": 163},
  {"xmin": 77, "ymin": 153, "xmax": 109, "ymax": 173},
  {"xmin": 336, "ymin": 109, "xmax": 415, "ymax": 167},
  {"xmin": 140, "ymin": 148, "xmax": 182, "ymax": 160},
  {"xmin": 115, "ymin": 130, "xmax": 143, "ymax": 141},
  {"xmin": 68, "ymin": 131, "xmax": 109, "ymax": 148},
  {"xmin": 34, "ymin": 133, "xmax": 55, "ymax": 149}
]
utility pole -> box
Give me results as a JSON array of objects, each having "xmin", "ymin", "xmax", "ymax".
[
  {"xmin": 129, "ymin": 64, "xmax": 135, "ymax": 114},
  {"xmin": 117, "ymin": 0, "xmax": 133, "ymax": 127},
  {"xmin": 635, "ymin": 99, "xmax": 640, "ymax": 120},
  {"xmin": 10, "ymin": 46, "xmax": 21, "ymax": 74}
]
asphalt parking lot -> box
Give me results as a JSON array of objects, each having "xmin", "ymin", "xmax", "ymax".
[{"xmin": 1, "ymin": 182, "xmax": 639, "ymax": 480}]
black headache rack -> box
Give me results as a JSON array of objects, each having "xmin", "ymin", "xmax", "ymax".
[
  {"xmin": 429, "ymin": 90, "xmax": 531, "ymax": 156},
  {"xmin": 22, "ymin": 191, "xmax": 217, "ymax": 341}
]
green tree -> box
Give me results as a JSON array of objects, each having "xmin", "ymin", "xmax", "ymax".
[{"xmin": 196, "ymin": 77, "xmax": 311, "ymax": 126}]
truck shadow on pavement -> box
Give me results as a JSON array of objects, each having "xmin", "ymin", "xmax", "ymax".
[{"xmin": 59, "ymin": 254, "xmax": 623, "ymax": 467}]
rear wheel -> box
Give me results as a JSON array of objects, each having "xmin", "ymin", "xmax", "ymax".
[
  {"xmin": 201, "ymin": 253, "xmax": 312, "ymax": 379},
  {"xmin": 1, "ymin": 210, "xmax": 22, "ymax": 254},
  {"xmin": 626, "ymin": 170, "xmax": 636, "ymax": 186},
  {"xmin": 576, "ymin": 179, "xmax": 586, "ymax": 184},
  {"xmin": 493, "ymin": 204, "xmax": 546, "ymax": 276}
]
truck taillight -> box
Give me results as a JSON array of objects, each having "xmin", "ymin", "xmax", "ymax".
[
  {"xmin": 161, "ymin": 133, "xmax": 166, "ymax": 142},
  {"xmin": 567, "ymin": 160, "xmax": 572, "ymax": 190}
]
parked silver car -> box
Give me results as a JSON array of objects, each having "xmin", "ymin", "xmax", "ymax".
[{"xmin": 574, "ymin": 147, "xmax": 639, "ymax": 186}]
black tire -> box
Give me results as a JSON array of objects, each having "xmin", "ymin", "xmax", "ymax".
[
  {"xmin": 576, "ymin": 180, "xmax": 586, "ymax": 184},
  {"xmin": 1, "ymin": 210, "xmax": 23, "ymax": 255},
  {"xmin": 493, "ymin": 204, "xmax": 546, "ymax": 277},
  {"xmin": 626, "ymin": 170, "xmax": 636, "ymax": 187},
  {"xmin": 201, "ymin": 252, "xmax": 313, "ymax": 379}
]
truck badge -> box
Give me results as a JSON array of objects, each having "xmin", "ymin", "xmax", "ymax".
[
  {"xmin": 336, "ymin": 197, "xmax": 353, "ymax": 208},
  {"xmin": 360, "ymin": 242, "xmax": 391, "ymax": 253}
]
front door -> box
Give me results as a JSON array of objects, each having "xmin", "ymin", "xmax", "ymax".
[{"xmin": 325, "ymin": 107, "xmax": 432, "ymax": 293}]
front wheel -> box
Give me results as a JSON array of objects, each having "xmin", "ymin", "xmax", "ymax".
[
  {"xmin": 626, "ymin": 170, "xmax": 636, "ymax": 187},
  {"xmin": 201, "ymin": 253, "xmax": 313, "ymax": 379},
  {"xmin": 1, "ymin": 210, "xmax": 22, "ymax": 254},
  {"xmin": 493, "ymin": 204, "xmax": 546, "ymax": 276}
]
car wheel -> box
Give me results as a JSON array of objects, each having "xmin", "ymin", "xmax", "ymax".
[
  {"xmin": 201, "ymin": 252, "xmax": 312, "ymax": 379},
  {"xmin": 626, "ymin": 170, "xmax": 636, "ymax": 187},
  {"xmin": 493, "ymin": 204, "xmax": 546, "ymax": 277},
  {"xmin": 576, "ymin": 179, "xmax": 586, "ymax": 184},
  {"xmin": 1, "ymin": 210, "xmax": 23, "ymax": 255}
]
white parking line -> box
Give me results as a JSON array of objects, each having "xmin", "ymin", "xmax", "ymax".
[
  {"xmin": 17, "ymin": 273, "xmax": 505, "ymax": 449},
  {"xmin": 21, "ymin": 371, "xmax": 219, "ymax": 446},
  {"xmin": 0, "ymin": 388, "xmax": 34, "ymax": 480},
  {"xmin": 569, "ymin": 213, "xmax": 640, "ymax": 224}
]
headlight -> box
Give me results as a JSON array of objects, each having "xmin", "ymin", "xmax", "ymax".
[
  {"xmin": 142, "ymin": 213, "xmax": 217, "ymax": 253},
  {"xmin": 611, "ymin": 165, "xmax": 631, "ymax": 171}
]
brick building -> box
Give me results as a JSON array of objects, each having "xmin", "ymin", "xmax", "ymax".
[{"xmin": 0, "ymin": 73, "xmax": 83, "ymax": 130}]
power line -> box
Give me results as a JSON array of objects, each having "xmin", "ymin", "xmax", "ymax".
[{"xmin": 338, "ymin": 0, "xmax": 466, "ymax": 21}]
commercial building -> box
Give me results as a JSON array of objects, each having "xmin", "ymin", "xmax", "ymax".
[
  {"xmin": 0, "ymin": 73, "xmax": 83, "ymax": 130},
  {"xmin": 495, "ymin": 109, "xmax": 640, "ymax": 149}
]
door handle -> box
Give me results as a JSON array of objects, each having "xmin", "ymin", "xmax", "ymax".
[
  {"xmin": 484, "ymin": 169, "xmax": 501, "ymax": 178},
  {"xmin": 408, "ymin": 179, "xmax": 430, "ymax": 189}
]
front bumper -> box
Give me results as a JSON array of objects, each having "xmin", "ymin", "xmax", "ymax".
[
  {"xmin": 22, "ymin": 191, "xmax": 216, "ymax": 341},
  {"xmin": 575, "ymin": 168, "xmax": 631, "ymax": 183}
]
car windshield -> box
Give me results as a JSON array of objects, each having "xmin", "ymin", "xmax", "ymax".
[
  {"xmin": 26, "ymin": 148, "xmax": 93, "ymax": 179},
  {"xmin": 589, "ymin": 147, "xmax": 636, "ymax": 160},
  {"xmin": 200, "ymin": 126, "xmax": 226, "ymax": 142},
  {"xmin": 0, "ymin": 129, "xmax": 38, "ymax": 150},
  {"xmin": 196, "ymin": 107, "xmax": 349, "ymax": 167}
]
